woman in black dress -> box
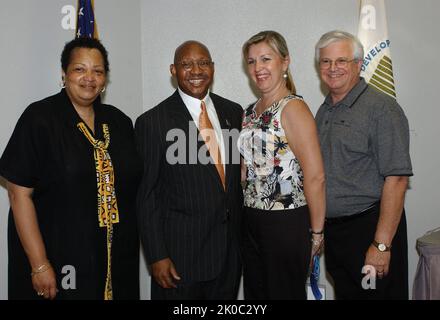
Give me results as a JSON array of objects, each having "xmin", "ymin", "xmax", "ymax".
[{"xmin": 0, "ymin": 37, "xmax": 141, "ymax": 300}]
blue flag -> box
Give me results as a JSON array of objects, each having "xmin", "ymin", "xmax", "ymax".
[{"xmin": 76, "ymin": 0, "xmax": 97, "ymax": 38}]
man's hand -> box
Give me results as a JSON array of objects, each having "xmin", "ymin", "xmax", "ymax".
[
  {"xmin": 151, "ymin": 258, "xmax": 181, "ymax": 288},
  {"xmin": 365, "ymin": 245, "xmax": 391, "ymax": 279}
]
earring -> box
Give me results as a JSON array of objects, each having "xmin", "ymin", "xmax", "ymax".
[
  {"xmin": 101, "ymin": 86, "xmax": 106, "ymax": 93},
  {"xmin": 283, "ymin": 72, "xmax": 288, "ymax": 79},
  {"xmin": 60, "ymin": 80, "xmax": 65, "ymax": 88}
]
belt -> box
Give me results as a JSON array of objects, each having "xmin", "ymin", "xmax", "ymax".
[{"xmin": 325, "ymin": 201, "xmax": 380, "ymax": 225}]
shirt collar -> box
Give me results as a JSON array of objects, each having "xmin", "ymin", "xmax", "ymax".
[
  {"xmin": 178, "ymin": 87, "xmax": 211, "ymax": 110},
  {"xmin": 324, "ymin": 77, "xmax": 368, "ymax": 109}
]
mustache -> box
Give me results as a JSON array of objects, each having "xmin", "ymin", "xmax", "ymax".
[{"xmin": 187, "ymin": 75, "xmax": 208, "ymax": 78}]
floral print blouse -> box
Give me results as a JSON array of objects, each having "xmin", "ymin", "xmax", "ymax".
[{"xmin": 240, "ymin": 95, "xmax": 307, "ymax": 211}]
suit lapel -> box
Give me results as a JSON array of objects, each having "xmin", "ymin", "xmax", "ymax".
[
  {"xmin": 168, "ymin": 91, "xmax": 197, "ymax": 132},
  {"xmin": 169, "ymin": 91, "xmax": 225, "ymax": 192}
]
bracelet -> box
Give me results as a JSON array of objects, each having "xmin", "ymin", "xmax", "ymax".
[
  {"xmin": 311, "ymin": 236, "xmax": 324, "ymax": 246},
  {"xmin": 31, "ymin": 262, "xmax": 51, "ymax": 277},
  {"xmin": 310, "ymin": 228, "xmax": 324, "ymax": 235}
]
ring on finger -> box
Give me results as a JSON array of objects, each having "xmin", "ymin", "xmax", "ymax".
[{"xmin": 37, "ymin": 291, "xmax": 44, "ymax": 296}]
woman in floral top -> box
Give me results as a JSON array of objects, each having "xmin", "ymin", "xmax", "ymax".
[{"xmin": 240, "ymin": 31, "xmax": 326, "ymax": 299}]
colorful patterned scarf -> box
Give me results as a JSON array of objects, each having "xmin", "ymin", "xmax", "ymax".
[{"xmin": 77, "ymin": 122, "xmax": 119, "ymax": 300}]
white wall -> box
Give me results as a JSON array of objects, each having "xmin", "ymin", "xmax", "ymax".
[
  {"xmin": 1, "ymin": 0, "xmax": 439, "ymax": 300},
  {"xmin": 141, "ymin": 0, "xmax": 359, "ymax": 112}
]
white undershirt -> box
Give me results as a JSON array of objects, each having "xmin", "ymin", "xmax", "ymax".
[{"xmin": 178, "ymin": 88, "xmax": 225, "ymax": 171}]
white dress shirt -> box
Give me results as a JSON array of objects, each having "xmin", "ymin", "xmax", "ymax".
[{"xmin": 178, "ymin": 88, "xmax": 225, "ymax": 171}]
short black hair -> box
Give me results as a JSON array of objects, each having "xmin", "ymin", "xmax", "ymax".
[{"xmin": 61, "ymin": 37, "xmax": 109, "ymax": 73}]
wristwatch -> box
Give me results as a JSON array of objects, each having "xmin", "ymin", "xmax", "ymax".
[{"xmin": 372, "ymin": 240, "xmax": 391, "ymax": 252}]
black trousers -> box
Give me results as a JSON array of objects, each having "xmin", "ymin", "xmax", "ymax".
[
  {"xmin": 151, "ymin": 227, "xmax": 241, "ymax": 300},
  {"xmin": 242, "ymin": 206, "xmax": 311, "ymax": 300},
  {"xmin": 325, "ymin": 204, "xmax": 408, "ymax": 300}
]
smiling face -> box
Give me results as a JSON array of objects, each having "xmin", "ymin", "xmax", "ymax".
[
  {"xmin": 63, "ymin": 47, "xmax": 106, "ymax": 108},
  {"xmin": 246, "ymin": 41, "xmax": 289, "ymax": 95},
  {"xmin": 319, "ymin": 40, "xmax": 362, "ymax": 101},
  {"xmin": 170, "ymin": 42, "xmax": 214, "ymax": 100}
]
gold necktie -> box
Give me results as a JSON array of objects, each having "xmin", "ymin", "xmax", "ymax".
[{"xmin": 199, "ymin": 101, "xmax": 225, "ymax": 189}]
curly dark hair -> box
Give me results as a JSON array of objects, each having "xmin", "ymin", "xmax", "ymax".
[{"xmin": 61, "ymin": 37, "xmax": 109, "ymax": 73}]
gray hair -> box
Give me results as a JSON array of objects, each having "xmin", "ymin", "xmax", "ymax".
[{"xmin": 315, "ymin": 30, "xmax": 364, "ymax": 62}]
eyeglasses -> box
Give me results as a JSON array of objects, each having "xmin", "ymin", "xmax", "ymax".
[
  {"xmin": 319, "ymin": 58, "xmax": 358, "ymax": 69},
  {"xmin": 175, "ymin": 60, "xmax": 214, "ymax": 71}
]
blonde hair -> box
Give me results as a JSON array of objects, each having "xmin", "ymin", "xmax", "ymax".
[{"xmin": 243, "ymin": 30, "xmax": 296, "ymax": 94}]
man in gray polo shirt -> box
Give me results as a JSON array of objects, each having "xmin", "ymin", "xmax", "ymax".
[{"xmin": 315, "ymin": 30, "xmax": 413, "ymax": 299}]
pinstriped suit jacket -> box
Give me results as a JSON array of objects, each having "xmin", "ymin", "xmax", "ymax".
[{"xmin": 135, "ymin": 91, "xmax": 243, "ymax": 282}]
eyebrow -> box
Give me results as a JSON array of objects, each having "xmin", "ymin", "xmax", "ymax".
[
  {"xmin": 70, "ymin": 63, "xmax": 104, "ymax": 67},
  {"xmin": 248, "ymin": 53, "xmax": 273, "ymax": 59}
]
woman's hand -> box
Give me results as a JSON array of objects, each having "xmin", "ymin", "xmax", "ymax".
[
  {"xmin": 311, "ymin": 233, "xmax": 324, "ymax": 257},
  {"xmin": 309, "ymin": 233, "xmax": 324, "ymax": 270},
  {"xmin": 6, "ymin": 181, "xmax": 57, "ymax": 299},
  {"xmin": 32, "ymin": 262, "xmax": 58, "ymax": 299}
]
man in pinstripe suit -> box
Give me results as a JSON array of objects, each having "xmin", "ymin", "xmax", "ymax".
[{"xmin": 135, "ymin": 41, "xmax": 243, "ymax": 300}]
